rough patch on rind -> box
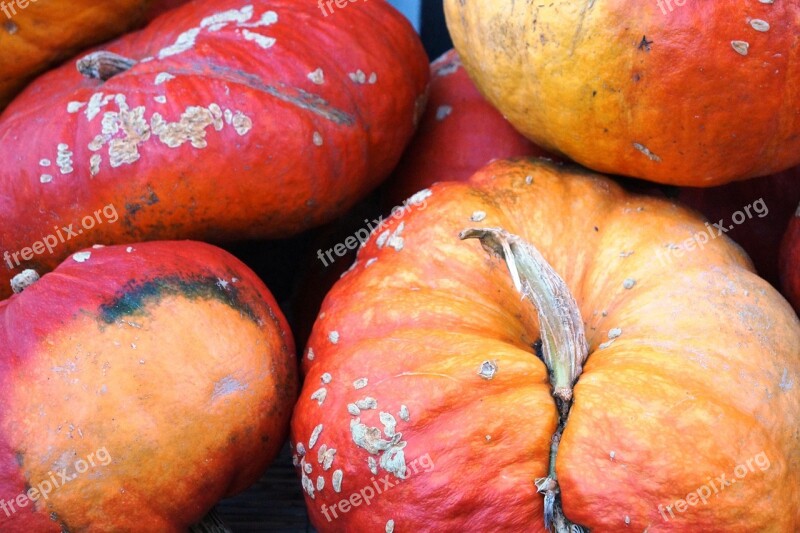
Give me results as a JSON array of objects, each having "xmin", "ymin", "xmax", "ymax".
[
  {"xmin": 309, "ymin": 424, "xmax": 323, "ymax": 449},
  {"xmin": 380, "ymin": 442, "xmax": 408, "ymax": 479},
  {"xmin": 159, "ymin": 28, "xmax": 201, "ymax": 59},
  {"xmin": 332, "ymin": 469, "xmax": 343, "ymax": 492},
  {"xmin": 350, "ymin": 418, "xmax": 402, "ymax": 455},
  {"xmin": 242, "ymin": 29, "xmax": 276, "ymax": 49},
  {"xmin": 155, "ymin": 73, "xmax": 176, "ymax": 85},
  {"xmin": 307, "ymin": 68, "xmax": 325, "ymax": 85},
  {"xmin": 57, "ymin": 143, "xmax": 74, "ymax": 174},
  {"xmin": 310, "ymin": 388, "xmax": 327, "ymax": 405}
]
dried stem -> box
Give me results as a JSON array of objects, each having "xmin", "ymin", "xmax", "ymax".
[
  {"xmin": 77, "ymin": 51, "xmax": 137, "ymax": 81},
  {"xmin": 461, "ymin": 227, "xmax": 589, "ymax": 533}
]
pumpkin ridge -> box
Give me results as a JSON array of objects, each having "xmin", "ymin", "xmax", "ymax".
[{"xmin": 203, "ymin": 63, "xmax": 356, "ymax": 126}]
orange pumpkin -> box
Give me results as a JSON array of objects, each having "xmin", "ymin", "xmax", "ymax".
[
  {"xmin": 0, "ymin": 0, "xmax": 151, "ymax": 110},
  {"xmin": 444, "ymin": 2, "xmax": 800, "ymax": 186},
  {"xmin": 0, "ymin": 241, "xmax": 297, "ymax": 531},
  {"xmin": 292, "ymin": 159, "xmax": 799, "ymax": 531},
  {"xmin": 0, "ymin": 0, "xmax": 429, "ymax": 299}
]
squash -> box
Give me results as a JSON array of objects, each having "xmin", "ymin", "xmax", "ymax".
[
  {"xmin": 443, "ymin": 1, "xmax": 800, "ymax": 186},
  {"xmin": 0, "ymin": 0, "xmax": 151, "ymax": 110},
  {"xmin": 781, "ymin": 203, "xmax": 800, "ymax": 314},
  {"xmin": 143, "ymin": 0, "xmax": 188, "ymax": 21},
  {"xmin": 292, "ymin": 159, "xmax": 800, "ymax": 531},
  {"xmin": 0, "ymin": 0, "xmax": 429, "ymax": 298},
  {"xmin": 384, "ymin": 49, "xmax": 550, "ymax": 205},
  {"xmin": 0, "ymin": 240, "xmax": 297, "ymax": 531}
]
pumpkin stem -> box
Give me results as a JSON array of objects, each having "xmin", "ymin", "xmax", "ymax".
[
  {"xmin": 10, "ymin": 269, "xmax": 40, "ymax": 294},
  {"xmin": 76, "ymin": 51, "xmax": 137, "ymax": 81},
  {"xmin": 459, "ymin": 228, "xmax": 588, "ymax": 400},
  {"xmin": 460, "ymin": 227, "xmax": 589, "ymax": 533},
  {"xmin": 189, "ymin": 508, "xmax": 232, "ymax": 533}
]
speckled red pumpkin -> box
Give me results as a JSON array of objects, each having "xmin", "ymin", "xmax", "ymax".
[
  {"xmin": 384, "ymin": 49, "xmax": 549, "ymax": 205},
  {"xmin": 291, "ymin": 159, "xmax": 800, "ymax": 532},
  {"xmin": 780, "ymin": 204, "xmax": 800, "ymax": 314},
  {"xmin": 0, "ymin": 241, "xmax": 297, "ymax": 531},
  {"xmin": 0, "ymin": 0, "xmax": 429, "ymax": 298}
]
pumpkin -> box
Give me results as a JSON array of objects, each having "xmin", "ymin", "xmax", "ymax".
[
  {"xmin": 0, "ymin": 0, "xmax": 429, "ymax": 299},
  {"xmin": 443, "ymin": 2, "xmax": 800, "ymax": 186},
  {"xmin": 383, "ymin": 49, "xmax": 550, "ymax": 206},
  {"xmin": 143, "ymin": 0, "xmax": 189, "ymax": 21},
  {"xmin": 678, "ymin": 166, "xmax": 800, "ymax": 285},
  {"xmin": 291, "ymin": 159, "xmax": 800, "ymax": 531},
  {"xmin": 0, "ymin": 0, "xmax": 152, "ymax": 110},
  {"xmin": 781, "ymin": 204, "xmax": 800, "ymax": 314},
  {"xmin": 0, "ymin": 240, "xmax": 297, "ymax": 531}
]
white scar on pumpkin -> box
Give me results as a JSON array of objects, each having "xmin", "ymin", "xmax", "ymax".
[
  {"xmin": 157, "ymin": 5, "xmax": 279, "ymax": 59},
  {"xmin": 71, "ymin": 94, "xmax": 253, "ymax": 173}
]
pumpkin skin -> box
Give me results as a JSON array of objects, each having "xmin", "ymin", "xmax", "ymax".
[
  {"xmin": 0, "ymin": 241, "xmax": 297, "ymax": 531},
  {"xmin": 291, "ymin": 159, "xmax": 800, "ymax": 531},
  {"xmin": 780, "ymin": 204, "xmax": 800, "ymax": 314},
  {"xmin": 443, "ymin": 1, "xmax": 800, "ymax": 186},
  {"xmin": 0, "ymin": 0, "xmax": 429, "ymax": 299},
  {"xmin": 0, "ymin": 0, "xmax": 152, "ymax": 110},
  {"xmin": 678, "ymin": 167, "xmax": 800, "ymax": 286},
  {"xmin": 143, "ymin": 0, "xmax": 189, "ymax": 21},
  {"xmin": 383, "ymin": 49, "xmax": 549, "ymax": 205}
]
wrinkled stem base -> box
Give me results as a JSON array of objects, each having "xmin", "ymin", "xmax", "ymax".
[{"xmin": 461, "ymin": 227, "xmax": 589, "ymax": 533}]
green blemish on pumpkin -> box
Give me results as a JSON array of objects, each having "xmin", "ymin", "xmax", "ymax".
[{"xmin": 99, "ymin": 275, "xmax": 259, "ymax": 325}]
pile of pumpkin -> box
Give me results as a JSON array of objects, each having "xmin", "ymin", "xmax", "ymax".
[{"xmin": 0, "ymin": 1, "xmax": 797, "ymax": 531}]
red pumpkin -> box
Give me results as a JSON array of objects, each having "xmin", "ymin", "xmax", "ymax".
[
  {"xmin": 678, "ymin": 167, "xmax": 800, "ymax": 286},
  {"xmin": 143, "ymin": 0, "xmax": 190, "ymax": 21},
  {"xmin": 292, "ymin": 159, "xmax": 799, "ymax": 531},
  {"xmin": 0, "ymin": 0, "xmax": 429, "ymax": 298},
  {"xmin": 0, "ymin": 241, "xmax": 297, "ymax": 531},
  {"xmin": 444, "ymin": 1, "xmax": 800, "ymax": 186},
  {"xmin": 384, "ymin": 49, "xmax": 550, "ymax": 206},
  {"xmin": 780, "ymin": 204, "xmax": 800, "ymax": 314}
]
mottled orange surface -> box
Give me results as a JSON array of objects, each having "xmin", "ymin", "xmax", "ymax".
[
  {"xmin": 0, "ymin": 0, "xmax": 151, "ymax": 109},
  {"xmin": 293, "ymin": 159, "xmax": 799, "ymax": 531},
  {"xmin": 444, "ymin": 1, "xmax": 800, "ymax": 186},
  {"xmin": 0, "ymin": 241, "xmax": 297, "ymax": 531}
]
